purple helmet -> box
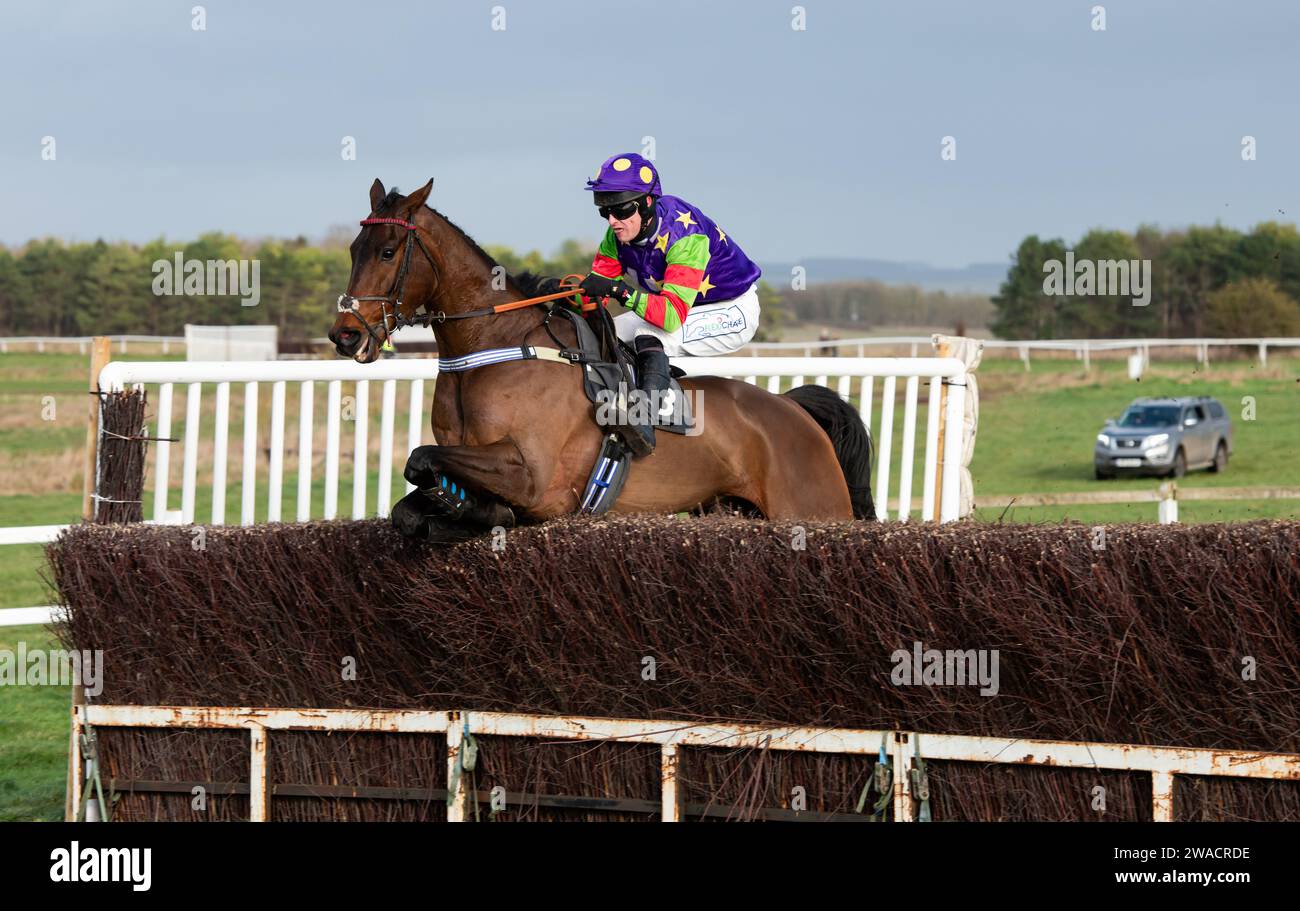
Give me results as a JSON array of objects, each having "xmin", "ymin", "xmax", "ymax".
[{"xmin": 584, "ymin": 153, "xmax": 662, "ymax": 205}]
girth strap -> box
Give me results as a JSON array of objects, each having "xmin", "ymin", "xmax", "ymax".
[{"xmin": 436, "ymin": 344, "xmax": 583, "ymax": 373}]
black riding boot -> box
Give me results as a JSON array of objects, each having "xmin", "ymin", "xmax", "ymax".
[{"xmin": 622, "ymin": 337, "xmax": 672, "ymax": 458}]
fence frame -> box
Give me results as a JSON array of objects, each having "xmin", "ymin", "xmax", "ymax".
[{"xmin": 72, "ymin": 704, "xmax": 1300, "ymax": 822}]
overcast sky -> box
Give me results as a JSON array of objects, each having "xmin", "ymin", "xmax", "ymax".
[{"xmin": 2, "ymin": 0, "xmax": 1296, "ymax": 266}]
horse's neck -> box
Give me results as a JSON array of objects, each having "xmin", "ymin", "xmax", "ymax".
[{"xmin": 421, "ymin": 213, "xmax": 543, "ymax": 357}]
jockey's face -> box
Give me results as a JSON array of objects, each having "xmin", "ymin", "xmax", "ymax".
[{"xmin": 608, "ymin": 197, "xmax": 649, "ymax": 243}]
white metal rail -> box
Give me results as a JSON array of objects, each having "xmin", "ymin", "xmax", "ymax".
[
  {"xmin": 744, "ymin": 335, "xmax": 1300, "ymax": 368},
  {"xmin": 681, "ymin": 356, "xmax": 968, "ymax": 522},
  {"xmin": 96, "ymin": 355, "xmax": 970, "ymax": 525},
  {"xmin": 74, "ymin": 704, "xmax": 1300, "ymax": 822},
  {"xmin": 0, "ymin": 335, "xmax": 182, "ymax": 354}
]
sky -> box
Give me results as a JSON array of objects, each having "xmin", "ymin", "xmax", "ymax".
[{"xmin": 2, "ymin": 0, "xmax": 1297, "ymax": 267}]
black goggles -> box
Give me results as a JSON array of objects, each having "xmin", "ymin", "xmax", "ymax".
[{"xmin": 598, "ymin": 199, "xmax": 641, "ymax": 221}]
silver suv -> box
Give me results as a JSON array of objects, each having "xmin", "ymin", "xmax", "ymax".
[{"xmin": 1094, "ymin": 396, "xmax": 1232, "ymax": 479}]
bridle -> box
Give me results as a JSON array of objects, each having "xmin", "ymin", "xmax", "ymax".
[
  {"xmin": 336, "ymin": 216, "xmax": 442, "ymax": 348},
  {"xmin": 336, "ymin": 213, "xmax": 591, "ymax": 351}
]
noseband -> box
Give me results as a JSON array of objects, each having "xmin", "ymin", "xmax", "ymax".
[{"xmin": 336, "ymin": 216, "xmax": 442, "ymax": 347}]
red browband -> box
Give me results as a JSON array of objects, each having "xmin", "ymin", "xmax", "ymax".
[{"xmin": 359, "ymin": 217, "xmax": 417, "ymax": 229}]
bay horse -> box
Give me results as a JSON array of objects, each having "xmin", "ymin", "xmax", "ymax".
[{"xmin": 328, "ymin": 178, "xmax": 874, "ymax": 538}]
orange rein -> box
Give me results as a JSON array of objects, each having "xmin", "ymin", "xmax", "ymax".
[{"xmin": 489, "ymin": 274, "xmax": 600, "ymax": 314}]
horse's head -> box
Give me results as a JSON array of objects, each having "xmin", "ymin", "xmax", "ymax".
[{"xmin": 329, "ymin": 178, "xmax": 437, "ymax": 363}]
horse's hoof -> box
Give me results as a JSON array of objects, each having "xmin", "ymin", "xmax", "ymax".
[
  {"xmin": 391, "ymin": 492, "xmax": 432, "ymax": 539},
  {"xmin": 468, "ymin": 500, "xmax": 516, "ymax": 529},
  {"xmin": 402, "ymin": 445, "xmax": 440, "ymax": 487}
]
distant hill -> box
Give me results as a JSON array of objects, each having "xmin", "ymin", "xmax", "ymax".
[{"xmin": 758, "ymin": 257, "xmax": 1006, "ymax": 295}]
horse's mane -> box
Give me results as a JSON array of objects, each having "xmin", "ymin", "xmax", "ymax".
[{"xmin": 379, "ymin": 188, "xmax": 551, "ymax": 297}]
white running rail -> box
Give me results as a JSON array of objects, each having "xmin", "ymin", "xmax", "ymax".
[{"xmin": 96, "ymin": 355, "xmax": 968, "ymax": 526}]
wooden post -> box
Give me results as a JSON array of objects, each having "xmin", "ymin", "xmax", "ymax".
[
  {"xmin": 931, "ymin": 338, "xmax": 952, "ymax": 522},
  {"xmin": 67, "ymin": 337, "xmax": 110, "ymax": 820},
  {"xmin": 81, "ymin": 336, "xmax": 111, "ymax": 521}
]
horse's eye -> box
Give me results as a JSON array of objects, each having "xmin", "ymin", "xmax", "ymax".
[{"xmin": 381, "ymin": 248, "xmax": 396, "ymax": 261}]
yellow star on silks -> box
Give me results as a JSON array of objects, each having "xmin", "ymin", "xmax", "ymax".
[
  {"xmin": 717, "ymin": 226, "xmax": 728, "ymax": 244},
  {"xmin": 654, "ymin": 230, "xmax": 670, "ymax": 253},
  {"xmin": 674, "ymin": 211, "xmax": 696, "ymax": 229},
  {"xmin": 698, "ymin": 274, "xmax": 715, "ymax": 298}
]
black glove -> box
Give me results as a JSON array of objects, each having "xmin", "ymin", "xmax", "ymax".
[{"xmin": 580, "ymin": 272, "xmax": 634, "ymax": 305}]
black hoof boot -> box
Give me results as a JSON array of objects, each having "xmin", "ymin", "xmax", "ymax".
[{"xmin": 391, "ymin": 490, "xmax": 478, "ymax": 543}]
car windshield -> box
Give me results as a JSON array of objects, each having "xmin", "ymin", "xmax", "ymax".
[{"xmin": 1117, "ymin": 405, "xmax": 1180, "ymax": 428}]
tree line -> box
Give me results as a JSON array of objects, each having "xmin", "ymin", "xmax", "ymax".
[
  {"xmin": 10, "ymin": 221, "xmax": 1294, "ymax": 342},
  {"xmin": 0, "ymin": 233, "xmax": 800, "ymax": 341},
  {"xmin": 991, "ymin": 222, "xmax": 1300, "ymax": 339},
  {"xmin": 778, "ymin": 280, "xmax": 991, "ymax": 334}
]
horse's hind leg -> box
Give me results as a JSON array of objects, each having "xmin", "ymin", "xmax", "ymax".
[
  {"xmin": 742, "ymin": 406, "xmax": 855, "ymax": 522},
  {"xmin": 754, "ymin": 470, "xmax": 853, "ymax": 521}
]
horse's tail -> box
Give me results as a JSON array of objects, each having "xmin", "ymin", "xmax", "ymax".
[{"xmin": 784, "ymin": 384, "xmax": 876, "ymax": 520}]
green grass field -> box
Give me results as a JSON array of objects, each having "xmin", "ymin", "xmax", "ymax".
[
  {"xmin": 2, "ymin": 347, "xmax": 1298, "ymax": 819},
  {"xmin": 0, "ymin": 623, "xmax": 69, "ymax": 821},
  {"xmin": 966, "ymin": 357, "xmax": 1300, "ymax": 517}
]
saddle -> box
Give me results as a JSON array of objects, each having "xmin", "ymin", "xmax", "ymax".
[
  {"xmin": 544, "ymin": 304, "xmax": 695, "ymax": 516},
  {"xmin": 546, "ymin": 305, "xmax": 693, "ymax": 431}
]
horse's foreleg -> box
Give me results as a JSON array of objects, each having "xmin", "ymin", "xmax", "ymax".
[
  {"xmin": 403, "ymin": 440, "xmax": 539, "ymax": 507},
  {"xmin": 392, "ymin": 439, "xmax": 537, "ymax": 538}
]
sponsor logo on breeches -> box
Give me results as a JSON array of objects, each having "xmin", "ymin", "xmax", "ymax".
[{"xmin": 683, "ymin": 304, "xmax": 746, "ymax": 342}]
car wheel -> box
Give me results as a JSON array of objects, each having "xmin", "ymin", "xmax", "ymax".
[
  {"xmin": 1171, "ymin": 448, "xmax": 1187, "ymax": 479},
  {"xmin": 1094, "ymin": 468, "xmax": 1112, "ymax": 480},
  {"xmin": 1210, "ymin": 441, "xmax": 1227, "ymax": 473}
]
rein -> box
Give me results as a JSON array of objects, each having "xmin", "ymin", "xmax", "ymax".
[{"xmin": 337, "ymin": 216, "xmax": 590, "ymax": 348}]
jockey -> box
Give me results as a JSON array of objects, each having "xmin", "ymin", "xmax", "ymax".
[{"xmin": 578, "ymin": 152, "xmax": 762, "ymax": 456}]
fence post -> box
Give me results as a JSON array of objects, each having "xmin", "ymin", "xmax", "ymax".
[
  {"xmin": 66, "ymin": 338, "xmax": 111, "ymax": 820},
  {"xmin": 931, "ymin": 340, "xmax": 952, "ymax": 522},
  {"xmin": 1151, "ymin": 771, "xmax": 1175, "ymax": 822},
  {"xmin": 249, "ymin": 726, "xmax": 270, "ymax": 822},
  {"xmin": 65, "ymin": 706, "xmax": 84, "ymax": 821},
  {"xmin": 891, "ymin": 732, "xmax": 914, "ymax": 822},
  {"xmin": 81, "ymin": 337, "xmax": 112, "ymax": 521},
  {"xmin": 446, "ymin": 713, "xmax": 467, "ymax": 822},
  {"xmin": 661, "ymin": 743, "xmax": 681, "ymax": 822},
  {"xmin": 1158, "ymin": 482, "xmax": 1178, "ymax": 524},
  {"xmin": 1259, "ymin": 342, "xmax": 1267, "ymax": 367}
]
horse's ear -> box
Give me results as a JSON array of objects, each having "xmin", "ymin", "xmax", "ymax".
[
  {"xmin": 369, "ymin": 178, "xmax": 386, "ymax": 213},
  {"xmin": 400, "ymin": 178, "xmax": 434, "ymax": 214}
]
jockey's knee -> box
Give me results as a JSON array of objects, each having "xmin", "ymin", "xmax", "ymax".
[{"xmin": 634, "ymin": 335, "xmax": 664, "ymax": 355}]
